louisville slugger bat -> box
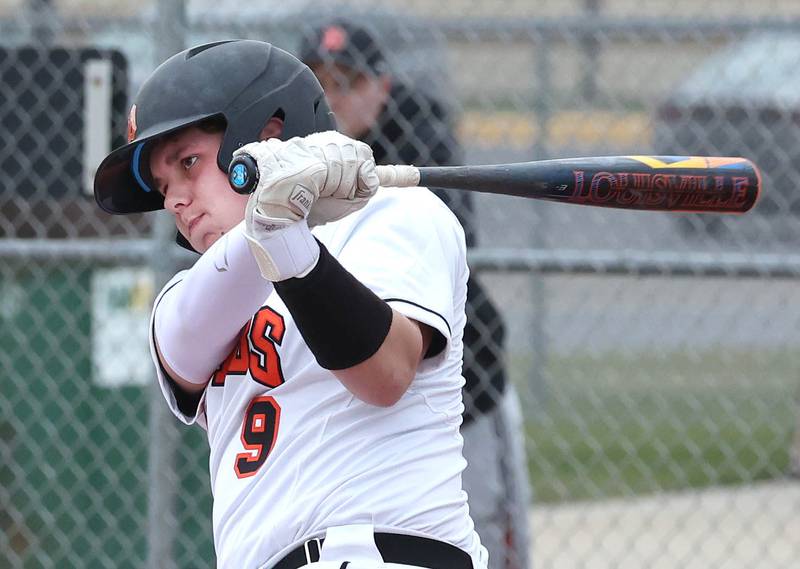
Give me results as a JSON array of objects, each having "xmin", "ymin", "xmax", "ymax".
[{"xmin": 228, "ymin": 154, "xmax": 760, "ymax": 213}]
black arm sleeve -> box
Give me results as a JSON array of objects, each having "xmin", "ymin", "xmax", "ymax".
[{"xmin": 274, "ymin": 241, "xmax": 394, "ymax": 370}]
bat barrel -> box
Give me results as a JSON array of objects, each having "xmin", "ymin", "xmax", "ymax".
[{"xmin": 416, "ymin": 156, "xmax": 761, "ymax": 214}]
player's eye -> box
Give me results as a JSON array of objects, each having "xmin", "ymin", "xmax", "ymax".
[{"xmin": 181, "ymin": 155, "xmax": 198, "ymax": 170}]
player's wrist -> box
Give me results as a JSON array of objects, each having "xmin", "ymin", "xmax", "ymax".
[{"xmin": 245, "ymin": 219, "xmax": 320, "ymax": 281}]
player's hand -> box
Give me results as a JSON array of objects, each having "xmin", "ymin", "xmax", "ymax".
[
  {"xmin": 301, "ymin": 130, "xmax": 380, "ymax": 227},
  {"xmin": 302, "ymin": 130, "xmax": 379, "ymax": 199},
  {"xmin": 235, "ymin": 138, "xmax": 326, "ymax": 281},
  {"xmin": 236, "ymin": 138, "xmax": 327, "ymax": 233}
]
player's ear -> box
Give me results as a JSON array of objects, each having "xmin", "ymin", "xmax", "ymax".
[{"xmin": 259, "ymin": 116, "xmax": 284, "ymax": 141}]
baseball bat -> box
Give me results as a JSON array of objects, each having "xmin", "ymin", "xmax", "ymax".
[{"xmin": 228, "ymin": 154, "xmax": 761, "ymax": 214}]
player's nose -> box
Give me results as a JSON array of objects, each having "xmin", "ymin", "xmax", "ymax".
[{"xmin": 163, "ymin": 181, "xmax": 192, "ymax": 213}]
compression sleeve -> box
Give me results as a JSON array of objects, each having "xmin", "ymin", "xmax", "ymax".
[
  {"xmin": 274, "ymin": 241, "xmax": 393, "ymax": 370},
  {"xmin": 153, "ymin": 221, "xmax": 274, "ymax": 383}
]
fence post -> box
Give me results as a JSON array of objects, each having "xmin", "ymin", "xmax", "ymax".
[
  {"xmin": 147, "ymin": 1, "xmax": 187, "ymax": 568},
  {"xmin": 791, "ymin": 396, "xmax": 800, "ymax": 478},
  {"xmin": 526, "ymin": 34, "xmax": 553, "ymax": 410}
]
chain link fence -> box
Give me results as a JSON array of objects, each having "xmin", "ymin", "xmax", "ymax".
[{"xmin": 2, "ymin": 1, "xmax": 799, "ymax": 568}]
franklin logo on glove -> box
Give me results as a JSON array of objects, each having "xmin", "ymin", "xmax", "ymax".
[{"xmin": 290, "ymin": 186, "xmax": 314, "ymax": 216}]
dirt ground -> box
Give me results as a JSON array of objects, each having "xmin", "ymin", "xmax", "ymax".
[{"xmin": 529, "ymin": 480, "xmax": 800, "ymax": 569}]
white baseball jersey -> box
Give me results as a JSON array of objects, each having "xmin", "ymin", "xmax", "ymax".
[{"xmin": 149, "ymin": 187, "xmax": 481, "ymax": 568}]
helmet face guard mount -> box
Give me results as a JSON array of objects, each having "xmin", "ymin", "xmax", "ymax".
[{"xmin": 94, "ymin": 40, "xmax": 336, "ymax": 216}]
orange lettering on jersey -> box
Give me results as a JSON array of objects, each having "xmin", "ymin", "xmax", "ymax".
[
  {"xmin": 211, "ymin": 322, "xmax": 251, "ymax": 386},
  {"xmin": 248, "ymin": 306, "xmax": 286, "ymax": 388},
  {"xmin": 210, "ymin": 306, "xmax": 287, "ymax": 388}
]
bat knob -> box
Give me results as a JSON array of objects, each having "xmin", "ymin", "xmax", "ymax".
[{"xmin": 228, "ymin": 154, "xmax": 259, "ymax": 195}]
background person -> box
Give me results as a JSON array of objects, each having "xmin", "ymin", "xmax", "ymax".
[{"xmin": 298, "ymin": 20, "xmax": 533, "ymax": 569}]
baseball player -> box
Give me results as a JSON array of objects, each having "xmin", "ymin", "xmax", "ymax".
[
  {"xmin": 94, "ymin": 40, "xmax": 488, "ymax": 569},
  {"xmin": 298, "ymin": 21, "xmax": 532, "ymax": 569}
]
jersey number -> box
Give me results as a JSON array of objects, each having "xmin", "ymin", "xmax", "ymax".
[{"xmin": 235, "ymin": 396, "xmax": 281, "ymax": 478}]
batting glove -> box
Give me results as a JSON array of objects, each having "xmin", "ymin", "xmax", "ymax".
[
  {"xmin": 235, "ymin": 138, "xmax": 326, "ymax": 281},
  {"xmin": 301, "ymin": 130, "xmax": 381, "ymax": 227}
]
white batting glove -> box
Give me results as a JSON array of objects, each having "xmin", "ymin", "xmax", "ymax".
[
  {"xmin": 235, "ymin": 138, "xmax": 327, "ymax": 281},
  {"xmin": 303, "ymin": 130, "xmax": 379, "ymax": 199},
  {"xmin": 237, "ymin": 138, "xmax": 327, "ymax": 228},
  {"xmin": 301, "ymin": 131, "xmax": 381, "ymax": 227}
]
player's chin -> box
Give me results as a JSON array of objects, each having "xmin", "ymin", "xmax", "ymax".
[{"xmin": 196, "ymin": 231, "xmax": 222, "ymax": 253}]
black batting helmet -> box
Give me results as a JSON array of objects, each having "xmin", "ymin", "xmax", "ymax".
[{"xmin": 94, "ymin": 39, "xmax": 336, "ymax": 215}]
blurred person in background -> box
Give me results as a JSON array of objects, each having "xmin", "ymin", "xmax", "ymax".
[{"xmin": 298, "ymin": 20, "xmax": 532, "ymax": 569}]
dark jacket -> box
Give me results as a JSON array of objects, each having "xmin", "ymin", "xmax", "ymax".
[{"xmin": 364, "ymin": 83, "xmax": 506, "ymax": 423}]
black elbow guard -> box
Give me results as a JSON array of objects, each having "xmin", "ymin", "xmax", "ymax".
[{"xmin": 274, "ymin": 242, "xmax": 393, "ymax": 370}]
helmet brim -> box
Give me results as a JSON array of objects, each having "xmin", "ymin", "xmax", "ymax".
[{"xmin": 93, "ymin": 113, "xmax": 219, "ymax": 215}]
